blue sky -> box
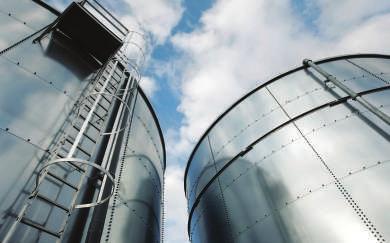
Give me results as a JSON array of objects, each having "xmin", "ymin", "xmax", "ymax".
[
  {"xmin": 42, "ymin": 0, "xmax": 390, "ymax": 242},
  {"xmin": 136, "ymin": 1, "xmax": 390, "ymax": 242},
  {"xmin": 146, "ymin": 0, "xmax": 214, "ymax": 134}
]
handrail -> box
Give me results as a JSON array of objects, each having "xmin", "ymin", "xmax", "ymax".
[
  {"xmin": 90, "ymin": 0, "xmax": 128, "ymax": 31},
  {"xmin": 303, "ymin": 58, "xmax": 390, "ymax": 125},
  {"xmin": 83, "ymin": 1, "xmax": 127, "ymax": 35},
  {"xmin": 80, "ymin": 0, "xmax": 128, "ymax": 40}
]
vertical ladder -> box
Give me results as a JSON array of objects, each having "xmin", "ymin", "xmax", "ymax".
[{"xmin": 2, "ymin": 60, "xmax": 124, "ymax": 243}]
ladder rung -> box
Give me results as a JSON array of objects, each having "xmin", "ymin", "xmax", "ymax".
[
  {"xmin": 103, "ymin": 86, "xmax": 115, "ymax": 95},
  {"xmin": 78, "ymin": 114, "xmax": 102, "ymax": 132},
  {"xmin": 46, "ymin": 160, "xmax": 73, "ymax": 174},
  {"xmin": 83, "ymin": 104, "xmax": 107, "ymax": 120},
  {"xmin": 100, "ymin": 80, "xmax": 117, "ymax": 91},
  {"xmin": 72, "ymin": 124, "xmax": 81, "ymax": 132},
  {"xmin": 68, "ymin": 161, "xmax": 86, "ymax": 173},
  {"xmin": 87, "ymin": 88, "xmax": 112, "ymax": 106},
  {"xmin": 98, "ymin": 80, "xmax": 116, "ymax": 91},
  {"xmin": 61, "ymin": 146, "xmax": 91, "ymax": 157},
  {"xmin": 83, "ymin": 97, "xmax": 96, "ymax": 110},
  {"xmin": 33, "ymin": 171, "xmax": 65, "ymax": 188},
  {"xmin": 60, "ymin": 146, "xmax": 91, "ymax": 160},
  {"xmin": 55, "ymin": 153, "xmax": 86, "ymax": 173},
  {"xmin": 113, "ymin": 68, "xmax": 121, "ymax": 75},
  {"xmin": 64, "ymin": 138, "xmax": 92, "ymax": 158},
  {"xmin": 47, "ymin": 172, "xmax": 79, "ymax": 191},
  {"xmin": 92, "ymin": 115, "xmax": 106, "ymax": 126},
  {"xmin": 83, "ymin": 132, "xmax": 97, "ymax": 144},
  {"xmin": 71, "ymin": 125, "xmax": 96, "ymax": 143},
  {"xmin": 35, "ymin": 193, "xmax": 70, "ymax": 213},
  {"xmin": 93, "ymin": 85, "xmax": 111, "ymax": 95},
  {"xmin": 20, "ymin": 217, "xmax": 61, "ymax": 238},
  {"xmin": 105, "ymin": 82, "xmax": 117, "ymax": 91},
  {"xmin": 109, "ymin": 77, "xmax": 120, "ymax": 85},
  {"xmin": 99, "ymin": 93, "xmax": 112, "ymax": 105},
  {"xmin": 93, "ymin": 86, "xmax": 114, "ymax": 98}
]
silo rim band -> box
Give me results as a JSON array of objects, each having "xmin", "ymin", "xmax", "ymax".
[
  {"xmin": 184, "ymin": 53, "xmax": 390, "ymax": 195},
  {"xmin": 186, "ymin": 84, "xmax": 390, "ymax": 236}
]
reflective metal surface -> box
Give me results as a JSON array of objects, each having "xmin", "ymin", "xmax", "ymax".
[
  {"xmin": 185, "ymin": 54, "xmax": 390, "ymax": 243},
  {"xmin": 0, "ymin": 1, "xmax": 165, "ymax": 242},
  {"xmin": 0, "ymin": 0, "xmax": 56, "ymax": 50},
  {"xmin": 100, "ymin": 89, "xmax": 165, "ymax": 243}
]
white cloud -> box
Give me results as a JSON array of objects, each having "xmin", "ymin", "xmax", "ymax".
[
  {"xmin": 313, "ymin": 0, "xmax": 390, "ymax": 38},
  {"xmin": 337, "ymin": 13, "xmax": 390, "ymax": 52},
  {"xmin": 110, "ymin": 0, "xmax": 184, "ymax": 44},
  {"xmin": 164, "ymin": 0, "xmax": 390, "ymax": 241},
  {"xmin": 95, "ymin": 0, "xmax": 183, "ymax": 74},
  {"xmin": 164, "ymin": 165, "xmax": 189, "ymax": 243},
  {"xmin": 139, "ymin": 76, "xmax": 158, "ymax": 97},
  {"xmin": 169, "ymin": 0, "xmax": 390, "ymax": 161}
]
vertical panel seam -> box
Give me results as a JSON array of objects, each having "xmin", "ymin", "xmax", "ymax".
[
  {"xmin": 207, "ymin": 135, "xmax": 234, "ymax": 243},
  {"xmin": 265, "ymin": 86, "xmax": 385, "ymax": 242},
  {"xmin": 346, "ymin": 59, "xmax": 390, "ymax": 85}
]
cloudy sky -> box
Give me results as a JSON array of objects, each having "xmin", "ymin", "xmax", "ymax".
[
  {"xmin": 44, "ymin": 0, "xmax": 390, "ymax": 242},
  {"xmin": 142, "ymin": 1, "xmax": 390, "ymax": 242}
]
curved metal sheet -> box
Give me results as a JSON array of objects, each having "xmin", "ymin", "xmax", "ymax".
[{"xmin": 184, "ymin": 53, "xmax": 390, "ymax": 194}]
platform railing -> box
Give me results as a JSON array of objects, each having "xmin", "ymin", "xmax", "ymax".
[{"xmin": 80, "ymin": 0, "xmax": 129, "ymax": 40}]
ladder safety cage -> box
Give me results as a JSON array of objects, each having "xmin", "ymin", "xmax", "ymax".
[
  {"xmin": 1, "ymin": 57, "xmax": 138, "ymax": 242},
  {"xmin": 120, "ymin": 30, "xmax": 149, "ymax": 74},
  {"xmin": 0, "ymin": 0, "xmax": 150, "ymax": 238}
]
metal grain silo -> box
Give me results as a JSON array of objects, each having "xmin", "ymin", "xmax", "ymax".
[
  {"xmin": 185, "ymin": 54, "xmax": 390, "ymax": 243},
  {"xmin": 0, "ymin": 1, "xmax": 165, "ymax": 242}
]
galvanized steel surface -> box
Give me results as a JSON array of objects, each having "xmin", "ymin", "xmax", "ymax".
[
  {"xmin": 0, "ymin": 1, "xmax": 165, "ymax": 242},
  {"xmin": 185, "ymin": 54, "xmax": 390, "ymax": 243}
]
